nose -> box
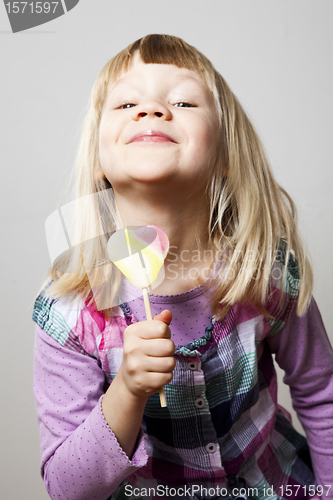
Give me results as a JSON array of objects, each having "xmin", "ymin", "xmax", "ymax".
[{"xmin": 132, "ymin": 100, "xmax": 172, "ymax": 121}]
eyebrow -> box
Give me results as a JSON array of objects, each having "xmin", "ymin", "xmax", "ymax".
[{"xmin": 109, "ymin": 73, "xmax": 207, "ymax": 95}]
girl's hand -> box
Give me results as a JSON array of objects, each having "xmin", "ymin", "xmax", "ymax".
[
  {"xmin": 117, "ymin": 310, "xmax": 175, "ymax": 401},
  {"xmin": 101, "ymin": 310, "xmax": 174, "ymax": 457}
]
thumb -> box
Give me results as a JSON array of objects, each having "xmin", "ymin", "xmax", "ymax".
[{"xmin": 153, "ymin": 309, "xmax": 172, "ymax": 325}]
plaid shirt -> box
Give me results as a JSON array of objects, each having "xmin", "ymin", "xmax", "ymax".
[{"xmin": 33, "ymin": 247, "xmax": 331, "ymax": 500}]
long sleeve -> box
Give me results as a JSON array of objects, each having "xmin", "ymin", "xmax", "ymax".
[
  {"xmin": 267, "ymin": 297, "xmax": 333, "ymax": 492},
  {"xmin": 33, "ymin": 324, "xmax": 148, "ymax": 500}
]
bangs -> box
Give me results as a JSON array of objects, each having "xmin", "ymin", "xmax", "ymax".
[{"xmin": 129, "ymin": 34, "xmax": 209, "ymax": 75}]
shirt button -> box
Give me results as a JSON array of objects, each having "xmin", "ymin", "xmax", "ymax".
[
  {"xmin": 194, "ymin": 397, "xmax": 205, "ymax": 409},
  {"xmin": 205, "ymin": 442, "xmax": 217, "ymax": 453},
  {"xmin": 187, "ymin": 361, "xmax": 198, "ymax": 371}
]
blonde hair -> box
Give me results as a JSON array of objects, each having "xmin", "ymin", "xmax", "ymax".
[{"xmin": 37, "ymin": 34, "xmax": 313, "ymax": 320}]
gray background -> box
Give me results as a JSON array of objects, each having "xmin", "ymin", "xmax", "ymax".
[{"xmin": 1, "ymin": 1, "xmax": 332, "ymax": 498}]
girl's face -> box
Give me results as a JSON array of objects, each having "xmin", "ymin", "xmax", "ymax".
[{"xmin": 99, "ymin": 52, "xmax": 219, "ymax": 196}]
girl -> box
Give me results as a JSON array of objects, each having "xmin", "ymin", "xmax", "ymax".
[{"xmin": 33, "ymin": 34, "xmax": 333, "ymax": 500}]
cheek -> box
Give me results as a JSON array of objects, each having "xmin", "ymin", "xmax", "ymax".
[
  {"xmin": 98, "ymin": 119, "xmax": 117, "ymax": 170},
  {"xmin": 98, "ymin": 134, "xmax": 110, "ymax": 172},
  {"xmin": 189, "ymin": 120, "xmax": 219, "ymax": 181},
  {"xmin": 192, "ymin": 117, "xmax": 217, "ymax": 160},
  {"xmin": 99, "ymin": 117, "xmax": 112, "ymax": 149}
]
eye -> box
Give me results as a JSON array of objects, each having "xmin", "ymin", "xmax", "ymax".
[
  {"xmin": 119, "ymin": 103, "xmax": 136, "ymax": 109},
  {"xmin": 174, "ymin": 102, "xmax": 193, "ymax": 108}
]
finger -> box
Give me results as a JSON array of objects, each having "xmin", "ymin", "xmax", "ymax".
[
  {"xmin": 153, "ymin": 309, "xmax": 172, "ymax": 326},
  {"xmin": 139, "ymin": 371, "xmax": 174, "ymax": 392},
  {"xmin": 145, "ymin": 356, "xmax": 176, "ymax": 373},
  {"xmin": 125, "ymin": 320, "xmax": 171, "ymax": 340},
  {"xmin": 145, "ymin": 321, "xmax": 172, "ymax": 340},
  {"xmin": 144, "ymin": 338, "xmax": 175, "ymax": 357}
]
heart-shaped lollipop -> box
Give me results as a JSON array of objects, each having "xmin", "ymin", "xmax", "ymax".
[
  {"xmin": 107, "ymin": 226, "xmax": 169, "ymax": 289},
  {"xmin": 107, "ymin": 225, "xmax": 170, "ymax": 407}
]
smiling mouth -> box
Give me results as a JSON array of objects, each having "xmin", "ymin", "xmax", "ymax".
[{"xmin": 128, "ymin": 130, "xmax": 176, "ymax": 144}]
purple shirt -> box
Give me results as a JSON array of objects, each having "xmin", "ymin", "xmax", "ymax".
[{"xmin": 33, "ymin": 280, "xmax": 333, "ymax": 500}]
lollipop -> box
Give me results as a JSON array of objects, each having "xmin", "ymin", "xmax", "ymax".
[{"xmin": 107, "ymin": 225, "xmax": 170, "ymax": 407}]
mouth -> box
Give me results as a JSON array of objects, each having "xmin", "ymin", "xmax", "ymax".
[{"xmin": 128, "ymin": 130, "xmax": 177, "ymax": 144}]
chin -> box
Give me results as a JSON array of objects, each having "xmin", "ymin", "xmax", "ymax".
[
  {"xmin": 129, "ymin": 161, "xmax": 178, "ymax": 182},
  {"xmin": 131, "ymin": 173, "xmax": 175, "ymax": 185}
]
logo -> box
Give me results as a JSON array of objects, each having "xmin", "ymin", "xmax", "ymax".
[{"xmin": 3, "ymin": 0, "xmax": 80, "ymax": 33}]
